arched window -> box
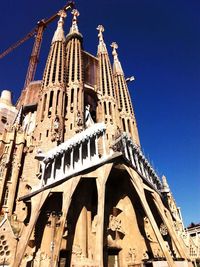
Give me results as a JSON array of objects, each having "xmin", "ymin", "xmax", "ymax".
[
  {"xmin": 48, "ymin": 91, "xmax": 54, "ymax": 116},
  {"xmin": 104, "ymin": 102, "xmax": 107, "ymax": 115},
  {"xmin": 41, "ymin": 94, "xmax": 47, "ymax": 120},
  {"xmin": 56, "ymin": 90, "xmax": 60, "ymax": 115},
  {"xmin": 71, "ymin": 89, "xmax": 74, "ymax": 112},
  {"xmin": 127, "ymin": 119, "xmax": 131, "ymax": 133},
  {"xmin": 108, "ymin": 102, "xmax": 112, "ymax": 115},
  {"xmin": 122, "ymin": 118, "xmax": 125, "ymax": 132}
]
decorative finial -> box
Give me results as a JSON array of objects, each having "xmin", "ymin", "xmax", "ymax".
[
  {"xmin": 72, "ymin": 9, "xmax": 80, "ymax": 21},
  {"xmin": 111, "ymin": 42, "xmax": 118, "ymax": 57},
  {"xmin": 58, "ymin": 10, "xmax": 67, "ymax": 24},
  {"xmin": 69, "ymin": 9, "xmax": 80, "ymax": 34},
  {"xmin": 110, "ymin": 42, "xmax": 123, "ymax": 75},
  {"xmin": 97, "ymin": 25, "xmax": 105, "ymax": 42},
  {"xmin": 51, "ymin": 10, "xmax": 66, "ymax": 44}
]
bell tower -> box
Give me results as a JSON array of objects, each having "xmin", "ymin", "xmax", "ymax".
[
  {"xmin": 111, "ymin": 42, "xmax": 140, "ymax": 146},
  {"xmin": 64, "ymin": 9, "xmax": 84, "ymax": 138},
  {"xmin": 34, "ymin": 10, "xmax": 67, "ymax": 150},
  {"xmin": 96, "ymin": 25, "xmax": 120, "ymax": 144}
]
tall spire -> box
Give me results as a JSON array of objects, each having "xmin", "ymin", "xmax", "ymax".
[
  {"xmin": 34, "ymin": 11, "xmax": 68, "ymax": 149},
  {"xmin": 96, "ymin": 25, "xmax": 120, "ymax": 145},
  {"xmin": 42, "ymin": 10, "xmax": 67, "ymax": 88},
  {"xmin": 111, "ymin": 42, "xmax": 140, "ymax": 145},
  {"xmin": 110, "ymin": 42, "xmax": 123, "ymax": 75},
  {"xmin": 51, "ymin": 10, "xmax": 66, "ymax": 44},
  {"xmin": 65, "ymin": 8, "xmax": 84, "ymax": 137},
  {"xmin": 97, "ymin": 25, "xmax": 107, "ymax": 54}
]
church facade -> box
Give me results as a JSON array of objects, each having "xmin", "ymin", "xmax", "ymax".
[{"xmin": 0, "ymin": 7, "xmax": 194, "ymax": 267}]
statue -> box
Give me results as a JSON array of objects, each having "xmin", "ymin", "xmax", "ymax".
[{"xmin": 85, "ymin": 104, "xmax": 94, "ymax": 128}]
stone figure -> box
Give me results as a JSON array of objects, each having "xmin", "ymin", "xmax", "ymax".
[{"xmin": 85, "ymin": 104, "xmax": 94, "ymax": 128}]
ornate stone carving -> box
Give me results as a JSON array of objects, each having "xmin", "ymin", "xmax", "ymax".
[
  {"xmin": 153, "ymin": 248, "xmax": 162, "ymax": 258},
  {"xmin": 85, "ymin": 104, "xmax": 94, "ymax": 128},
  {"xmin": 51, "ymin": 115, "xmax": 62, "ymax": 142},
  {"xmin": 144, "ymin": 217, "xmax": 155, "ymax": 242},
  {"xmin": 164, "ymin": 241, "xmax": 173, "ymax": 256},
  {"xmin": 34, "ymin": 249, "xmax": 51, "ymax": 266},
  {"xmin": 72, "ymin": 244, "xmax": 83, "ymax": 258},
  {"xmin": 76, "ymin": 110, "xmax": 83, "ymax": 127},
  {"xmin": 108, "ymin": 214, "xmax": 124, "ymax": 234},
  {"xmin": 160, "ymin": 223, "xmax": 168, "ymax": 236},
  {"xmin": 126, "ymin": 248, "xmax": 136, "ymax": 263},
  {"xmin": 142, "ymin": 250, "xmax": 149, "ymax": 260},
  {"xmin": 107, "ymin": 208, "xmax": 125, "ymax": 249},
  {"xmin": 92, "ymin": 215, "xmax": 98, "ymax": 233}
]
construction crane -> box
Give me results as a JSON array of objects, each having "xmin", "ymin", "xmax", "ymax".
[{"xmin": 0, "ymin": 1, "xmax": 75, "ymax": 89}]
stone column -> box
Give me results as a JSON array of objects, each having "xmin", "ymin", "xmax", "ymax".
[
  {"xmin": 152, "ymin": 192, "xmax": 189, "ymax": 260},
  {"xmin": 87, "ymin": 210, "xmax": 92, "ymax": 259},
  {"xmin": 70, "ymin": 147, "xmax": 74, "ymax": 171},
  {"xmin": 139, "ymin": 160, "xmax": 146, "ymax": 178},
  {"xmin": 0, "ymin": 138, "xmax": 14, "ymax": 203},
  {"xmin": 134, "ymin": 153, "xmax": 141, "ymax": 173},
  {"xmin": 128, "ymin": 146, "xmax": 135, "ymax": 167},
  {"xmin": 87, "ymin": 139, "xmax": 91, "ymax": 162},
  {"xmin": 144, "ymin": 165, "xmax": 150, "ymax": 180},
  {"xmin": 126, "ymin": 167, "xmax": 176, "ymax": 267},
  {"xmin": 95, "ymin": 178, "xmax": 106, "ymax": 267},
  {"xmin": 61, "ymin": 152, "xmax": 65, "ymax": 175},
  {"xmin": 50, "ymin": 159, "xmax": 55, "ymax": 180},
  {"xmin": 102, "ymin": 131, "xmax": 107, "ymax": 157},
  {"xmin": 50, "ymin": 177, "xmax": 81, "ymax": 267},
  {"xmin": 95, "ymin": 135, "xmax": 99, "ymax": 159},
  {"xmin": 8, "ymin": 140, "xmax": 24, "ymax": 214},
  {"xmin": 15, "ymin": 189, "xmax": 51, "ymax": 267},
  {"xmin": 40, "ymin": 162, "xmax": 46, "ymax": 187},
  {"xmin": 79, "ymin": 143, "xmax": 83, "ymax": 166},
  {"xmin": 122, "ymin": 139, "xmax": 129, "ymax": 160}
]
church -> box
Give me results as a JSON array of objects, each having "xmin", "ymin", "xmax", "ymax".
[{"xmin": 0, "ymin": 3, "xmax": 194, "ymax": 267}]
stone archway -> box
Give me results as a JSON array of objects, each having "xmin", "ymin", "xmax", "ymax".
[
  {"xmin": 26, "ymin": 192, "xmax": 63, "ymax": 267},
  {"xmin": 104, "ymin": 165, "xmax": 155, "ymax": 267},
  {"xmin": 59, "ymin": 178, "xmax": 98, "ymax": 267}
]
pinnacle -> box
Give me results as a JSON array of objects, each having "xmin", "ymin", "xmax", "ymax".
[
  {"xmin": 97, "ymin": 25, "xmax": 107, "ymax": 54},
  {"xmin": 51, "ymin": 10, "xmax": 66, "ymax": 44},
  {"xmin": 111, "ymin": 42, "xmax": 123, "ymax": 75},
  {"xmin": 67, "ymin": 9, "xmax": 82, "ymax": 37}
]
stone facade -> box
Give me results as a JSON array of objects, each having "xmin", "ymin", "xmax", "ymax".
[
  {"xmin": 0, "ymin": 6, "xmax": 195, "ymax": 267},
  {"xmin": 185, "ymin": 224, "xmax": 200, "ymax": 266}
]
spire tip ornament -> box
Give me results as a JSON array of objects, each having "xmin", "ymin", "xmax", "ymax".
[
  {"xmin": 51, "ymin": 10, "xmax": 66, "ymax": 44},
  {"xmin": 58, "ymin": 9, "xmax": 67, "ymax": 20},
  {"xmin": 68, "ymin": 9, "xmax": 81, "ymax": 35},
  {"xmin": 111, "ymin": 42, "xmax": 118, "ymax": 57},
  {"xmin": 71, "ymin": 9, "xmax": 80, "ymax": 20},
  {"xmin": 97, "ymin": 25, "xmax": 105, "ymax": 42},
  {"xmin": 111, "ymin": 42, "xmax": 118, "ymax": 50}
]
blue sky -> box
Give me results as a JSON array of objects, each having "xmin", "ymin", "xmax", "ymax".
[{"xmin": 0, "ymin": 0, "xmax": 199, "ymax": 226}]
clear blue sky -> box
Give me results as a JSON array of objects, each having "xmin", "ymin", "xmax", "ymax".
[{"xmin": 0, "ymin": 0, "xmax": 199, "ymax": 226}]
